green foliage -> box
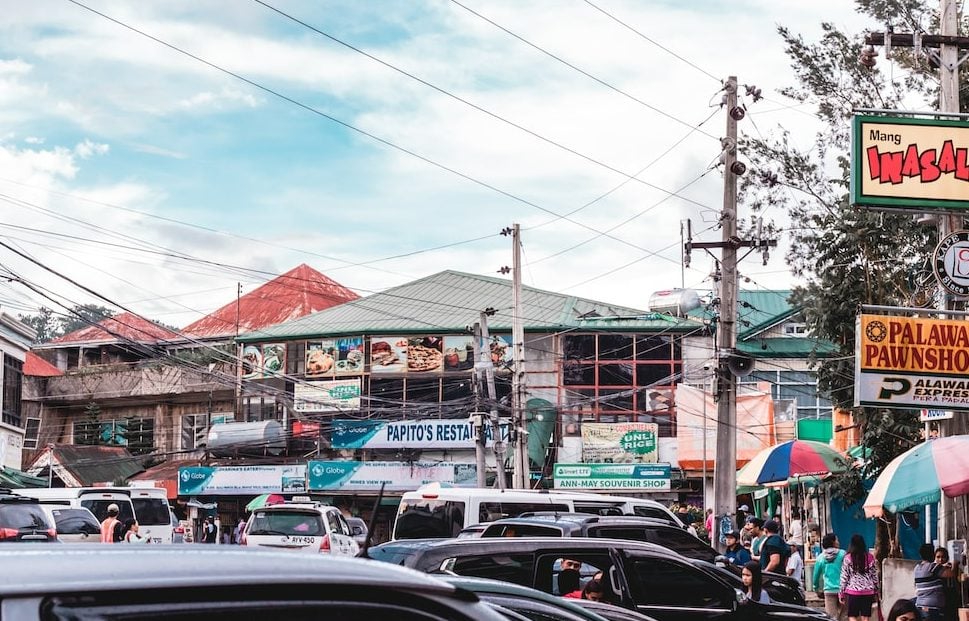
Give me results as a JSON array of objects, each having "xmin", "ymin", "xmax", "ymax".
[{"xmin": 18, "ymin": 304, "xmax": 116, "ymax": 344}]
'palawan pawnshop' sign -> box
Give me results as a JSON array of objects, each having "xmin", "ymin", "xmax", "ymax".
[
  {"xmin": 856, "ymin": 313, "xmax": 969, "ymax": 409},
  {"xmin": 851, "ymin": 115, "xmax": 969, "ymax": 211}
]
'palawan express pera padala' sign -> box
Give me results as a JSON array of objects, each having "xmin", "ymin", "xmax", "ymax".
[{"xmin": 851, "ymin": 115, "xmax": 969, "ymax": 211}]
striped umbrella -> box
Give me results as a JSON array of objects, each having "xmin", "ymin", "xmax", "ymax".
[
  {"xmin": 864, "ymin": 435, "xmax": 969, "ymax": 518},
  {"xmin": 736, "ymin": 439, "xmax": 847, "ymax": 487}
]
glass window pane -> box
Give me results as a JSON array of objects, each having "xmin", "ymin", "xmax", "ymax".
[
  {"xmin": 563, "ymin": 362, "xmax": 595, "ymax": 386},
  {"xmin": 406, "ymin": 378, "xmax": 440, "ymax": 402},
  {"xmin": 636, "ymin": 336, "xmax": 672, "ymax": 361},
  {"xmin": 563, "ymin": 335, "xmax": 596, "ymax": 361},
  {"xmin": 598, "ymin": 335, "xmax": 633, "ymax": 360},
  {"xmin": 636, "ymin": 364, "xmax": 673, "ymax": 387},
  {"xmin": 599, "ymin": 389, "xmax": 634, "ymax": 413},
  {"xmin": 599, "ymin": 364, "xmax": 634, "ymax": 386}
]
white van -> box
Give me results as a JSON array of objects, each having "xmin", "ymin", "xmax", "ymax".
[
  {"xmin": 15, "ymin": 487, "xmax": 174, "ymax": 544},
  {"xmin": 391, "ymin": 485, "xmax": 682, "ymax": 540}
]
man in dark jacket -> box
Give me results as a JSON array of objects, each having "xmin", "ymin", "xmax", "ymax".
[
  {"xmin": 760, "ymin": 519, "xmax": 789, "ymax": 573},
  {"xmin": 724, "ymin": 531, "xmax": 751, "ymax": 566}
]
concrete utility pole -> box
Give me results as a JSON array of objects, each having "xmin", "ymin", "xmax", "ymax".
[
  {"xmin": 685, "ymin": 76, "xmax": 776, "ymax": 551},
  {"xmin": 479, "ymin": 310, "xmax": 507, "ymax": 490},
  {"xmin": 510, "ymin": 224, "xmax": 528, "ymax": 489},
  {"xmin": 472, "ymin": 321, "xmax": 487, "ymax": 487}
]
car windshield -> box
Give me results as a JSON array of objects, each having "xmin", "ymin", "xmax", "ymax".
[
  {"xmin": 50, "ymin": 508, "xmax": 100, "ymax": 535},
  {"xmin": 0, "ymin": 503, "xmax": 50, "ymax": 529},
  {"xmin": 395, "ymin": 500, "xmax": 465, "ymax": 539},
  {"xmin": 249, "ymin": 510, "xmax": 324, "ymax": 536},
  {"xmin": 81, "ymin": 499, "xmax": 135, "ymax": 523},
  {"xmin": 132, "ymin": 498, "xmax": 171, "ymax": 526}
]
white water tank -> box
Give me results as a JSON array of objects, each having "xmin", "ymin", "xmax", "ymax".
[
  {"xmin": 206, "ymin": 420, "xmax": 285, "ymax": 456},
  {"xmin": 648, "ymin": 289, "xmax": 701, "ymax": 317}
]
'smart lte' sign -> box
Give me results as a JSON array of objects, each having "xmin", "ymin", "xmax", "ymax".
[
  {"xmin": 552, "ymin": 463, "xmax": 671, "ymax": 491},
  {"xmin": 855, "ymin": 313, "xmax": 969, "ymax": 409},
  {"xmin": 851, "ymin": 115, "xmax": 969, "ymax": 211}
]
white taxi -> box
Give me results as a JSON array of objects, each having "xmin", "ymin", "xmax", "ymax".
[{"xmin": 242, "ymin": 499, "xmax": 359, "ymax": 556}]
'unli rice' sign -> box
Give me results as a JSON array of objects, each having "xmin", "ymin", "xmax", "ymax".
[
  {"xmin": 851, "ymin": 114, "xmax": 969, "ymax": 211},
  {"xmin": 855, "ymin": 313, "xmax": 969, "ymax": 409}
]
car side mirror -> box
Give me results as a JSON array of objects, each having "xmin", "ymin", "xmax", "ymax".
[{"xmin": 734, "ymin": 588, "xmax": 745, "ymax": 610}]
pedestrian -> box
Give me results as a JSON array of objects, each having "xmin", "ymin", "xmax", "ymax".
[
  {"xmin": 234, "ymin": 517, "xmax": 246, "ymax": 544},
  {"xmin": 774, "ymin": 513, "xmax": 785, "ymax": 538},
  {"xmin": 914, "ymin": 543, "xmax": 952, "ymax": 621},
  {"xmin": 747, "ymin": 517, "xmax": 766, "ymax": 563},
  {"xmin": 885, "ymin": 598, "xmax": 919, "ymax": 621},
  {"xmin": 202, "ymin": 516, "xmax": 217, "ymax": 544},
  {"xmin": 839, "ymin": 534, "xmax": 879, "ymax": 621},
  {"xmin": 788, "ymin": 508, "xmax": 805, "ymax": 559},
  {"xmin": 122, "ymin": 519, "xmax": 149, "ymax": 544},
  {"xmin": 724, "ymin": 531, "xmax": 751, "ymax": 566},
  {"xmin": 99, "ymin": 503, "xmax": 124, "ymax": 543},
  {"xmin": 936, "ymin": 547, "xmax": 960, "ymax": 621},
  {"xmin": 786, "ymin": 541, "xmax": 804, "ymax": 586},
  {"xmin": 741, "ymin": 561, "xmax": 771, "ymax": 604},
  {"xmin": 760, "ymin": 519, "xmax": 789, "ymax": 573},
  {"xmin": 813, "ymin": 532, "xmax": 847, "ymax": 621},
  {"xmin": 683, "ymin": 513, "xmax": 698, "ymax": 537},
  {"xmin": 736, "ymin": 504, "xmax": 749, "ymax": 531},
  {"xmin": 704, "ymin": 508, "xmax": 714, "ymax": 539}
]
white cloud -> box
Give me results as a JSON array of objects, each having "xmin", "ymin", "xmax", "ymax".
[{"xmin": 73, "ymin": 139, "xmax": 109, "ymax": 159}]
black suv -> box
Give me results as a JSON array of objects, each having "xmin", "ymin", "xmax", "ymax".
[
  {"xmin": 477, "ymin": 513, "xmax": 803, "ymax": 606},
  {"xmin": 369, "ymin": 537, "xmax": 828, "ymax": 621},
  {"xmin": 0, "ymin": 489, "xmax": 56, "ymax": 542}
]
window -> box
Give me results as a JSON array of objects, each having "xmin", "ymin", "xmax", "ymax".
[
  {"xmin": 132, "ymin": 499, "xmax": 172, "ymax": 526},
  {"xmin": 743, "ymin": 370, "xmax": 831, "ymax": 419},
  {"xmin": 49, "ymin": 508, "xmax": 100, "ymax": 535},
  {"xmin": 478, "ymin": 502, "xmax": 569, "ymax": 523},
  {"xmin": 249, "ymin": 510, "xmax": 324, "ymax": 537},
  {"xmin": 394, "ymin": 500, "xmax": 466, "ymax": 540},
  {"xmin": 73, "ymin": 417, "xmax": 155, "ymax": 454},
  {"xmin": 326, "ymin": 510, "xmax": 347, "ymax": 536},
  {"xmin": 181, "ymin": 414, "xmax": 208, "ymax": 450},
  {"xmin": 2, "ymin": 354, "xmax": 23, "ymax": 428},
  {"xmin": 628, "ymin": 558, "xmax": 730, "ymax": 609},
  {"xmin": 783, "ymin": 322, "xmax": 808, "ymax": 337},
  {"xmin": 449, "ymin": 553, "xmax": 536, "ymax": 587},
  {"xmin": 481, "ymin": 523, "xmax": 563, "ymax": 538},
  {"xmin": 22, "ymin": 417, "xmax": 41, "ymax": 449}
]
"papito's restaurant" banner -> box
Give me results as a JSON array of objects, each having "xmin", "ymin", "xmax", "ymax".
[
  {"xmin": 856, "ymin": 313, "xmax": 969, "ymax": 409},
  {"xmin": 851, "ymin": 114, "xmax": 969, "ymax": 211}
]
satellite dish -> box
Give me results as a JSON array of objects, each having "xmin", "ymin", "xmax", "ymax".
[{"xmin": 726, "ymin": 351, "xmax": 755, "ymax": 377}]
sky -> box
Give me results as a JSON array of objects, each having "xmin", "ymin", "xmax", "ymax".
[{"xmin": 0, "ymin": 0, "xmax": 877, "ymax": 330}]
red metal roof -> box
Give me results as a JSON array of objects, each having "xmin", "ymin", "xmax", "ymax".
[
  {"xmin": 182, "ymin": 264, "xmax": 359, "ymax": 338},
  {"xmin": 23, "ymin": 352, "xmax": 62, "ymax": 376},
  {"xmin": 50, "ymin": 311, "xmax": 180, "ymax": 345}
]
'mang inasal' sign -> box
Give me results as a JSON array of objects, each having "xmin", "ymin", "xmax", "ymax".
[
  {"xmin": 856, "ymin": 313, "xmax": 969, "ymax": 409},
  {"xmin": 852, "ymin": 115, "xmax": 969, "ymax": 211}
]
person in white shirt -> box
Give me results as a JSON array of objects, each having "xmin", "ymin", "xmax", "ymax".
[
  {"xmin": 788, "ymin": 508, "xmax": 805, "ymax": 559},
  {"xmin": 786, "ymin": 541, "xmax": 804, "ymax": 586}
]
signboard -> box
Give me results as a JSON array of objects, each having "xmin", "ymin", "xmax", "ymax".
[
  {"xmin": 307, "ymin": 460, "xmax": 477, "ymax": 491},
  {"xmin": 581, "ymin": 422, "xmax": 658, "ymax": 463},
  {"xmin": 856, "ymin": 313, "xmax": 969, "ymax": 409},
  {"xmin": 306, "ymin": 337, "xmax": 364, "ymax": 377},
  {"xmin": 552, "ymin": 463, "xmax": 671, "ymax": 491},
  {"xmin": 852, "ymin": 114, "xmax": 969, "ymax": 211},
  {"xmin": 920, "ymin": 409, "xmax": 955, "ymax": 422},
  {"xmin": 934, "ymin": 231, "xmax": 969, "ymax": 296},
  {"xmin": 178, "ymin": 465, "xmax": 306, "ymax": 496},
  {"xmin": 331, "ymin": 418, "xmax": 510, "ymax": 449},
  {"xmin": 293, "ymin": 379, "xmax": 362, "ymax": 412}
]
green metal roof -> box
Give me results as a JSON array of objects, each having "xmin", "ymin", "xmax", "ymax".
[
  {"xmin": 737, "ymin": 337, "xmax": 838, "ymax": 358},
  {"xmin": 0, "ymin": 467, "xmax": 47, "ymax": 489},
  {"xmin": 736, "ymin": 290, "xmax": 798, "ymax": 339},
  {"xmin": 238, "ymin": 270, "xmax": 705, "ymax": 342}
]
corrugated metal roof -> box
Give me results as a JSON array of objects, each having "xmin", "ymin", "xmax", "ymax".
[
  {"xmin": 28, "ymin": 444, "xmax": 144, "ymax": 487},
  {"xmin": 183, "ymin": 264, "xmax": 359, "ymax": 338},
  {"xmin": 23, "ymin": 352, "xmax": 62, "ymax": 377},
  {"xmin": 689, "ymin": 290, "xmax": 797, "ymax": 338},
  {"xmin": 239, "ymin": 270, "xmax": 704, "ymax": 341},
  {"xmin": 737, "ymin": 337, "xmax": 837, "ymax": 358},
  {"xmin": 47, "ymin": 312, "xmax": 180, "ymax": 346}
]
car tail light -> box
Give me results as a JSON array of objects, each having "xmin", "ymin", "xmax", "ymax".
[
  {"xmin": 240, "ymin": 533, "xmax": 247, "ymax": 545},
  {"xmin": 174, "ymin": 526, "xmax": 184, "ymax": 534},
  {"xmin": 0, "ymin": 528, "xmax": 19, "ymax": 540},
  {"xmin": 319, "ymin": 534, "xmax": 331, "ymax": 553},
  {"xmin": 47, "ymin": 528, "xmax": 57, "ymax": 538}
]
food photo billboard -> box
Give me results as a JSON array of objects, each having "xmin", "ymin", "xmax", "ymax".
[
  {"xmin": 855, "ymin": 313, "xmax": 969, "ymax": 409},
  {"xmin": 851, "ymin": 114, "xmax": 969, "ymax": 211}
]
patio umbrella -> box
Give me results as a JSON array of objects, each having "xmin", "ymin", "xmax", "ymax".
[
  {"xmin": 245, "ymin": 493, "xmax": 285, "ymax": 512},
  {"xmin": 864, "ymin": 435, "xmax": 969, "ymax": 518},
  {"xmin": 736, "ymin": 439, "xmax": 847, "ymax": 487}
]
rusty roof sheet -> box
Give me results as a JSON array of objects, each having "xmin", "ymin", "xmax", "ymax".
[
  {"xmin": 182, "ymin": 264, "xmax": 359, "ymax": 338},
  {"xmin": 47, "ymin": 312, "xmax": 180, "ymax": 346},
  {"xmin": 28, "ymin": 444, "xmax": 144, "ymax": 487},
  {"xmin": 23, "ymin": 352, "xmax": 62, "ymax": 377}
]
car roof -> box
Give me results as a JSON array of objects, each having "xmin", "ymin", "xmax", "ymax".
[
  {"xmin": 489, "ymin": 514, "xmax": 675, "ymax": 527},
  {"xmin": 0, "ymin": 546, "xmax": 470, "ymax": 598},
  {"xmin": 439, "ymin": 576, "xmax": 608, "ymax": 621}
]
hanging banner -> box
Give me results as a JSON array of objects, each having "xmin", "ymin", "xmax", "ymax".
[
  {"xmin": 293, "ymin": 379, "xmax": 362, "ymax": 412},
  {"xmin": 330, "ymin": 418, "xmax": 510, "ymax": 449},
  {"xmin": 856, "ymin": 313, "xmax": 969, "ymax": 409},
  {"xmin": 851, "ymin": 114, "xmax": 969, "ymax": 211},
  {"xmin": 178, "ymin": 465, "xmax": 306, "ymax": 496},
  {"xmin": 675, "ymin": 383, "xmax": 774, "ymax": 470},
  {"xmin": 307, "ymin": 460, "xmax": 477, "ymax": 491},
  {"xmin": 552, "ymin": 463, "xmax": 671, "ymax": 491},
  {"xmin": 581, "ymin": 422, "xmax": 658, "ymax": 463}
]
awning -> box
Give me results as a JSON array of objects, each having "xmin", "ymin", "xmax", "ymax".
[{"xmin": 0, "ymin": 466, "xmax": 49, "ymax": 489}]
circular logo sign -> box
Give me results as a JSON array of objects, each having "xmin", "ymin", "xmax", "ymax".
[
  {"xmin": 619, "ymin": 430, "xmax": 656, "ymax": 455},
  {"xmin": 934, "ymin": 230, "xmax": 969, "ymax": 296}
]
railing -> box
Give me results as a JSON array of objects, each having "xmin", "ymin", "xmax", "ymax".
[{"xmin": 39, "ymin": 361, "xmax": 237, "ymax": 402}]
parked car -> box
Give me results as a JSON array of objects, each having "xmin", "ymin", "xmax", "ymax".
[
  {"xmin": 0, "ymin": 488, "xmax": 56, "ymax": 543},
  {"xmin": 0, "ymin": 544, "xmax": 509, "ymax": 620},
  {"xmin": 346, "ymin": 516, "xmax": 369, "ymax": 547},
  {"xmin": 439, "ymin": 575, "xmax": 653, "ymax": 621},
  {"xmin": 38, "ymin": 505, "xmax": 100, "ymax": 543},
  {"xmin": 477, "ymin": 513, "xmax": 803, "ymax": 605},
  {"xmin": 369, "ymin": 537, "xmax": 829, "ymax": 621},
  {"xmin": 242, "ymin": 500, "xmax": 359, "ymax": 556}
]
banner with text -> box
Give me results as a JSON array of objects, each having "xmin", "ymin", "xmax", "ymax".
[
  {"xmin": 851, "ymin": 114, "xmax": 969, "ymax": 211},
  {"xmin": 307, "ymin": 460, "xmax": 477, "ymax": 491},
  {"xmin": 293, "ymin": 379, "xmax": 362, "ymax": 413},
  {"xmin": 856, "ymin": 313, "xmax": 969, "ymax": 409},
  {"xmin": 330, "ymin": 418, "xmax": 510, "ymax": 449},
  {"xmin": 178, "ymin": 465, "xmax": 307, "ymax": 496},
  {"xmin": 552, "ymin": 463, "xmax": 671, "ymax": 491},
  {"xmin": 581, "ymin": 422, "xmax": 658, "ymax": 463}
]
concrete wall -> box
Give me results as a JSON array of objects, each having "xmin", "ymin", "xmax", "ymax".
[{"xmin": 882, "ymin": 558, "xmax": 917, "ymax": 610}]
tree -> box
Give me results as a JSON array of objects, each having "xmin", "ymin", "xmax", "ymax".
[
  {"xmin": 18, "ymin": 304, "xmax": 116, "ymax": 343},
  {"xmin": 740, "ymin": 0, "xmax": 966, "ymax": 557}
]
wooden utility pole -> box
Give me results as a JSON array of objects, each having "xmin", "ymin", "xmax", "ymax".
[{"xmin": 685, "ymin": 76, "xmax": 776, "ymax": 551}]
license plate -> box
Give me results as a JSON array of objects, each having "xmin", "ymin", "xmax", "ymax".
[{"xmin": 288, "ymin": 536, "xmax": 315, "ymax": 545}]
